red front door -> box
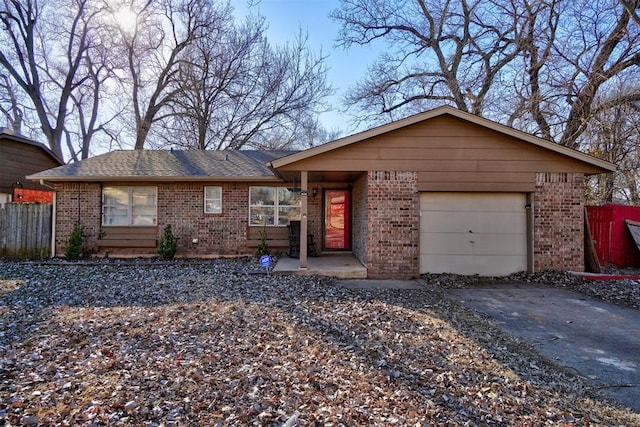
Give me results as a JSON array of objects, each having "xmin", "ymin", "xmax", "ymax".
[{"xmin": 324, "ymin": 189, "xmax": 350, "ymax": 250}]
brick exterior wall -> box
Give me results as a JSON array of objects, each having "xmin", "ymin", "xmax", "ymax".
[
  {"xmin": 157, "ymin": 182, "xmax": 250, "ymax": 255},
  {"xmin": 52, "ymin": 171, "xmax": 586, "ymax": 275},
  {"xmin": 534, "ymin": 172, "xmax": 585, "ymax": 271},
  {"xmin": 366, "ymin": 171, "xmax": 419, "ymax": 279},
  {"xmin": 54, "ymin": 183, "xmax": 102, "ymax": 255},
  {"xmin": 351, "ymin": 173, "xmax": 368, "ymax": 267},
  {"xmin": 53, "ymin": 181, "xmax": 325, "ymax": 258},
  {"xmin": 54, "ymin": 182, "xmax": 261, "ymax": 257},
  {"xmin": 306, "ymin": 185, "xmax": 322, "ymax": 254}
]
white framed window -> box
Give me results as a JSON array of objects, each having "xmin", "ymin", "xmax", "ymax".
[
  {"xmin": 102, "ymin": 186, "xmax": 157, "ymax": 226},
  {"xmin": 204, "ymin": 186, "xmax": 222, "ymax": 214},
  {"xmin": 249, "ymin": 186, "xmax": 301, "ymax": 226}
]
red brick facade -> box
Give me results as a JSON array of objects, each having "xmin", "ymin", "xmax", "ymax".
[
  {"xmin": 356, "ymin": 170, "xmax": 586, "ymax": 277},
  {"xmin": 54, "ymin": 182, "xmax": 326, "ymax": 258},
  {"xmin": 54, "ymin": 172, "xmax": 587, "ymax": 276},
  {"xmin": 54, "ymin": 182, "xmax": 256, "ymax": 257},
  {"xmin": 306, "ymin": 185, "xmax": 323, "ymax": 251},
  {"xmin": 54, "ymin": 183, "xmax": 102, "ymax": 254},
  {"xmin": 365, "ymin": 171, "xmax": 420, "ymax": 279},
  {"xmin": 13, "ymin": 188, "xmax": 55, "ymax": 204},
  {"xmin": 533, "ymin": 172, "xmax": 585, "ymax": 271},
  {"xmin": 157, "ymin": 183, "xmax": 250, "ymax": 255}
]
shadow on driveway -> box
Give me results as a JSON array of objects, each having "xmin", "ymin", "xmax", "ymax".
[{"xmin": 446, "ymin": 284, "xmax": 640, "ymax": 412}]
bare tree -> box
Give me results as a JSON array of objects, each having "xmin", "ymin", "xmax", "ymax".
[
  {"xmin": 502, "ymin": 0, "xmax": 561, "ymax": 141},
  {"xmin": 0, "ymin": 0, "xmax": 106, "ymax": 160},
  {"xmin": 150, "ymin": 5, "xmax": 239, "ymax": 150},
  {"xmin": 583, "ymin": 84, "xmax": 640, "ymax": 204},
  {"xmin": 1, "ymin": 0, "xmax": 333, "ymax": 155},
  {"xmin": 556, "ymin": 1, "xmax": 640, "ymax": 148},
  {"xmin": 0, "ymin": 72, "xmax": 23, "ymax": 132},
  {"xmin": 111, "ymin": 0, "xmax": 224, "ymax": 150},
  {"xmin": 507, "ymin": 0, "xmax": 640, "ymax": 148},
  {"xmin": 332, "ymin": 0, "xmax": 525, "ymax": 125},
  {"xmin": 63, "ymin": 52, "xmax": 120, "ymax": 161},
  {"xmin": 156, "ymin": 16, "xmax": 332, "ymax": 150},
  {"xmin": 333, "ymin": 0, "xmax": 640, "ymax": 148},
  {"xmin": 254, "ymin": 116, "xmax": 342, "ymax": 150}
]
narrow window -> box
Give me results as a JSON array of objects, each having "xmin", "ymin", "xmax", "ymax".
[
  {"xmin": 249, "ymin": 186, "xmax": 301, "ymax": 226},
  {"xmin": 249, "ymin": 186, "xmax": 276, "ymax": 226},
  {"xmin": 204, "ymin": 186, "xmax": 222, "ymax": 214},
  {"xmin": 277, "ymin": 187, "xmax": 301, "ymax": 226}
]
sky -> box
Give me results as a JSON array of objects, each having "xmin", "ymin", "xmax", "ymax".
[{"xmin": 233, "ymin": 0, "xmax": 382, "ymax": 135}]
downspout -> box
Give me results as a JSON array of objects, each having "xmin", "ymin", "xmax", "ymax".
[
  {"xmin": 50, "ymin": 191, "xmax": 57, "ymax": 258},
  {"xmin": 40, "ymin": 179, "xmax": 56, "ymax": 258}
]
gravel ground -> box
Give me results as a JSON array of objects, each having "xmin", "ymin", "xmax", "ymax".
[{"xmin": 1, "ymin": 258, "xmax": 639, "ymax": 426}]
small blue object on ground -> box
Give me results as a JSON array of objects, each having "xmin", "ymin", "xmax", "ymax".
[{"xmin": 259, "ymin": 255, "xmax": 272, "ymax": 274}]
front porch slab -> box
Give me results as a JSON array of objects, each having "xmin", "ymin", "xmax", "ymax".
[{"xmin": 273, "ymin": 253, "xmax": 367, "ymax": 279}]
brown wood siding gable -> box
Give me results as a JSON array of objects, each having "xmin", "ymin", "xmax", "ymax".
[
  {"xmin": 0, "ymin": 140, "xmax": 63, "ymax": 192},
  {"xmin": 276, "ymin": 115, "xmax": 605, "ymax": 192}
]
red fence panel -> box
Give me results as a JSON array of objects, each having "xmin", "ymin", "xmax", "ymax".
[{"xmin": 586, "ymin": 204, "xmax": 640, "ymax": 267}]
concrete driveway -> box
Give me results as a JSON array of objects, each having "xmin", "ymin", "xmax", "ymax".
[{"xmin": 447, "ymin": 284, "xmax": 640, "ymax": 412}]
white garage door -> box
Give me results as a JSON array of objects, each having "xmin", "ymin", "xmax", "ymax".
[{"xmin": 420, "ymin": 193, "xmax": 527, "ymax": 276}]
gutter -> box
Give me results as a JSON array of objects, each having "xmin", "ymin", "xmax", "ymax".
[
  {"xmin": 38, "ymin": 178, "xmax": 55, "ymax": 190},
  {"xmin": 267, "ymin": 162, "xmax": 286, "ymax": 181},
  {"xmin": 26, "ymin": 175, "xmax": 283, "ymax": 183}
]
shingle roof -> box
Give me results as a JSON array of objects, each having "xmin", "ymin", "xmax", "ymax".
[{"xmin": 27, "ymin": 149, "xmax": 296, "ymax": 181}]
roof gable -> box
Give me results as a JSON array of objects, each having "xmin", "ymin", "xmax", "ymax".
[
  {"xmin": 270, "ymin": 106, "xmax": 616, "ymax": 173},
  {"xmin": 0, "ymin": 129, "xmax": 64, "ymax": 166},
  {"xmin": 1, "ymin": 131, "xmax": 65, "ymax": 193}
]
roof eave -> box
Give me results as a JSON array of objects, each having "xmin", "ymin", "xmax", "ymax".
[{"xmin": 25, "ymin": 175, "xmax": 283, "ymax": 182}]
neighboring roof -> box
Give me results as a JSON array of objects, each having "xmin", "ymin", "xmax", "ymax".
[
  {"xmin": 27, "ymin": 149, "xmax": 297, "ymax": 182},
  {"xmin": 0, "ymin": 128, "xmax": 64, "ymax": 166},
  {"xmin": 270, "ymin": 106, "xmax": 617, "ymax": 172}
]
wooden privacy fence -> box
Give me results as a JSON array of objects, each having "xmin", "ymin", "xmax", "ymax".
[
  {"xmin": 0, "ymin": 203, "xmax": 52, "ymax": 258},
  {"xmin": 586, "ymin": 204, "xmax": 640, "ymax": 268}
]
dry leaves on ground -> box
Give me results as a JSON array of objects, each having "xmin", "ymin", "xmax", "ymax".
[{"xmin": 1, "ymin": 259, "xmax": 638, "ymax": 426}]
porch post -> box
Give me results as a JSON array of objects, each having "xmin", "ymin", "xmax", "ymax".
[{"xmin": 300, "ymin": 170, "xmax": 308, "ymax": 269}]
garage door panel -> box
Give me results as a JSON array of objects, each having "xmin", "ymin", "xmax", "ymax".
[
  {"xmin": 420, "ymin": 211, "xmax": 527, "ymax": 234},
  {"xmin": 419, "ymin": 193, "xmax": 526, "ymax": 212},
  {"xmin": 419, "ymin": 192, "xmax": 527, "ymax": 276},
  {"xmin": 419, "ymin": 232, "xmax": 527, "ymax": 256},
  {"xmin": 421, "ymin": 255, "xmax": 526, "ymax": 276}
]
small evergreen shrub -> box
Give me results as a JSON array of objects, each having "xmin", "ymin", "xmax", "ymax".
[
  {"xmin": 157, "ymin": 224, "xmax": 178, "ymax": 260},
  {"xmin": 255, "ymin": 229, "xmax": 269, "ymax": 258},
  {"xmin": 64, "ymin": 223, "xmax": 85, "ymax": 260}
]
